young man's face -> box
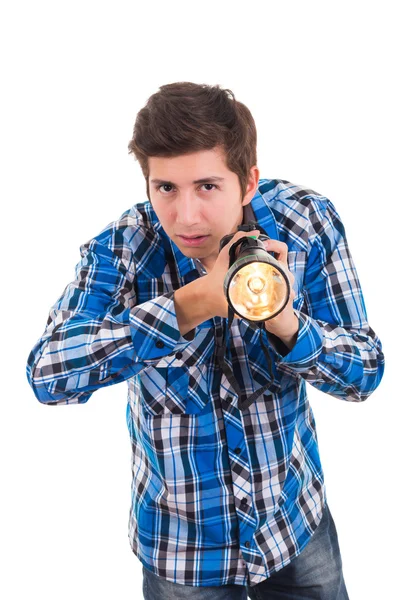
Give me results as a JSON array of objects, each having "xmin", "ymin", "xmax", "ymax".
[{"xmin": 147, "ymin": 146, "xmax": 260, "ymax": 272}]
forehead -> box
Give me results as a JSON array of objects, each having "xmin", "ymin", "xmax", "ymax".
[{"xmin": 148, "ymin": 146, "xmax": 232, "ymax": 181}]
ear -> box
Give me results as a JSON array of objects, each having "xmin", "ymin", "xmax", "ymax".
[{"xmin": 242, "ymin": 166, "xmax": 260, "ymax": 206}]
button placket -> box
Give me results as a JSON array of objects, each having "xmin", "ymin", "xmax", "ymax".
[
  {"xmin": 223, "ymin": 423, "xmax": 257, "ymax": 554},
  {"xmin": 215, "ymin": 322, "xmax": 257, "ymax": 552}
]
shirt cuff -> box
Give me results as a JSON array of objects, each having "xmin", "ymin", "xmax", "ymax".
[
  {"xmin": 266, "ymin": 310, "xmax": 323, "ymax": 370},
  {"xmin": 129, "ymin": 291, "xmax": 198, "ymax": 360}
]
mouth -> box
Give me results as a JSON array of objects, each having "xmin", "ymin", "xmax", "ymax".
[{"xmin": 177, "ymin": 235, "xmax": 209, "ymax": 247}]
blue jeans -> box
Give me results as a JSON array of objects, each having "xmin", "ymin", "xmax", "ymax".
[{"xmin": 141, "ymin": 502, "xmax": 349, "ymax": 599}]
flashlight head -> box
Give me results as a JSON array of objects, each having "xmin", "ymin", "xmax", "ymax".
[{"xmin": 223, "ymin": 237, "xmax": 290, "ymax": 321}]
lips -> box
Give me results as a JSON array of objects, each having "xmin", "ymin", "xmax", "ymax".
[
  {"xmin": 178, "ymin": 234, "xmax": 208, "ymax": 239},
  {"xmin": 178, "ymin": 235, "xmax": 209, "ymax": 247}
]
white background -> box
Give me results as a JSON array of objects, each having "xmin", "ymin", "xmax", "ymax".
[{"xmin": 0, "ymin": 1, "xmax": 395, "ymax": 598}]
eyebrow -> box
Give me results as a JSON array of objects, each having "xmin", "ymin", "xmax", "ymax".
[{"xmin": 150, "ymin": 176, "xmax": 225, "ymax": 186}]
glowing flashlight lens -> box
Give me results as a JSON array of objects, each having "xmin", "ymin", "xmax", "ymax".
[
  {"xmin": 228, "ymin": 261, "xmax": 289, "ymax": 320},
  {"xmin": 247, "ymin": 276, "xmax": 265, "ymax": 293}
]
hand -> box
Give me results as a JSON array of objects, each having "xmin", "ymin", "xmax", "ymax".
[
  {"xmin": 203, "ymin": 229, "xmax": 261, "ymax": 319},
  {"xmin": 262, "ymin": 239, "xmax": 299, "ymax": 348},
  {"xmin": 204, "ymin": 234, "xmax": 300, "ymax": 349}
]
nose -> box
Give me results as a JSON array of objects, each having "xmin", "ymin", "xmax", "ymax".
[{"xmin": 175, "ymin": 193, "xmax": 201, "ymax": 226}]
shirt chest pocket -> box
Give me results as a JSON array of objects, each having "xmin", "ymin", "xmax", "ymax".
[{"xmin": 138, "ymin": 363, "xmax": 210, "ymax": 417}]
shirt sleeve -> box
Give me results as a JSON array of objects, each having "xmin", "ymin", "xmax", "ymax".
[
  {"xmin": 26, "ymin": 237, "xmax": 196, "ymax": 406},
  {"xmin": 265, "ymin": 198, "xmax": 385, "ymax": 402}
]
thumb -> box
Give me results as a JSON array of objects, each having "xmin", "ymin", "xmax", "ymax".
[{"xmin": 222, "ymin": 229, "xmax": 261, "ymax": 256}]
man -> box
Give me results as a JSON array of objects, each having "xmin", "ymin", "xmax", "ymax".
[{"xmin": 26, "ymin": 82, "xmax": 385, "ymax": 599}]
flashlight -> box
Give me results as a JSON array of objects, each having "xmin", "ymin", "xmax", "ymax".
[{"xmin": 219, "ymin": 225, "xmax": 291, "ymax": 322}]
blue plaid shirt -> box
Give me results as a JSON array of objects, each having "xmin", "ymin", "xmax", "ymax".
[{"xmin": 26, "ymin": 178, "xmax": 385, "ymax": 587}]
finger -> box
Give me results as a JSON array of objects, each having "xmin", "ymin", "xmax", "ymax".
[
  {"xmin": 231, "ymin": 229, "xmax": 260, "ymax": 241},
  {"xmin": 231, "ymin": 229, "xmax": 261, "ymax": 246},
  {"xmin": 264, "ymin": 239, "xmax": 296, "ymax": 299},
  {"xmin": 233, "ymin": 230, "xmax": 261, "ymax": 255},
  {"xmin": 264, "ymin": 239, "xmax": 289, "ymax": 265},
  {"xmin": 222, "ymin": 229, "xmax": 261, "ymax": 254}
]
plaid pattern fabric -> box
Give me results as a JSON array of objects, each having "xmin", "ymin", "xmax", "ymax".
[{"xmin": 26, "ymin": 178, "xmax": 385, "ymax": 587}]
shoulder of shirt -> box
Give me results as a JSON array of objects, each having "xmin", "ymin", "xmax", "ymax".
[
  {"xmin": 256, "ymin": 177, "xmax": 335, "ymax": 248},
  {"xmin": 79, "ymin": 202, "xmax": 164, "ymax": 276}
]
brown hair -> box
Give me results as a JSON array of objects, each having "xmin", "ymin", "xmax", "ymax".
[{"xmin": 127, "ymin": 81, "xmax": 257, "ymax": 202}]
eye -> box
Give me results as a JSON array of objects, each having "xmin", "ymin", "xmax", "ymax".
[
  {"xmin": 156, "ymin": 184, "xmax": 174, "ymax": 193},
  {"xmin": 155, "ymin": 183, "xmax": 219, "ymax": 194}
]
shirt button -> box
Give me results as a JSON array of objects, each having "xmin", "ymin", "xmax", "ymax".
[
  {"xmin": 241, "ymin": 497, "xmax": 248, "ymax": 505},
  {"xmin": 226, "ymin": 396, "xmax": 233, "ymax": 402},
  {"xmin": 175, "ymin": 352, "xmax": 183, "ymax": 359},
  {"xmin": 244, "ymin": 541, "xmax": 250, "ymax": 548},
  {"xmin": 235, "ymin": 448, "xmax": 242, "ymax": 455},
  {"xmin": 155, "ymin": 340, "xmax": 165, "ymax": 348}
]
